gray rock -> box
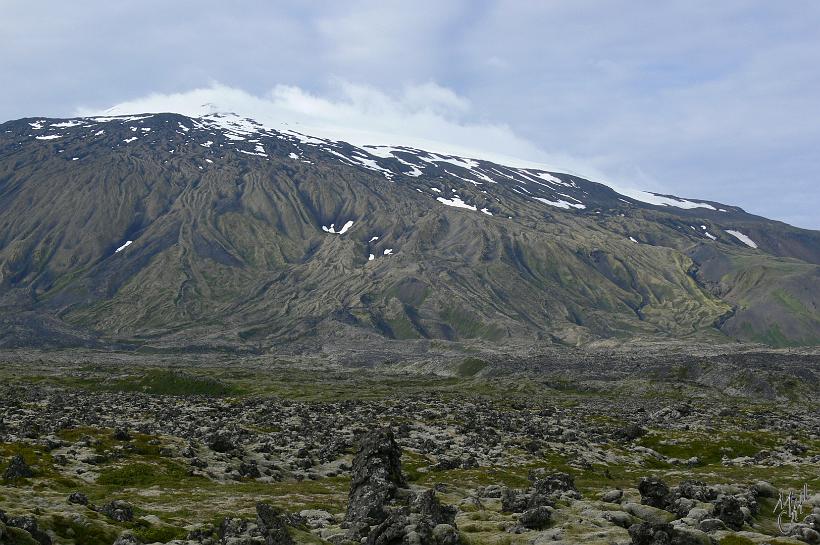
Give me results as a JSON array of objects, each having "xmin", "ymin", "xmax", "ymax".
[
  {"xmin": 501, "ymin": 487, "xmax": 529, "ymax": 513},
  {"xmin": 624, "ymin": 502, "xmax": 677, "ymax": 525},
  {"xmin": 791, "ymin": 526, "xmax": 820, "ymax": 544},
  {"xmin": 345, "ymin": 428, "xmax": 405, "ymax": 525},
  {"xmin": 628, "ymin": 521, "xmax": 672, "ymax": 545},
  {"xmin": 629, "ymin": 521, "xmax": 714, "ymax": 545},
  {"xmin": 68, "ymin": 491, "xmax": 89, "ymax": 505},
  {"xmin": 101, "ymin": 500, "xmax": 134, "ymax": 522},
  {"xmin": 712, "ymin": 496, "xmax": 743, "ymax": 531},
  {"xmin": 698, "ymin": 518, "xmax": 726, "ymax": 533},
  {"xmin": 299, "ymin": 509, "xmax": 334, "ymax": 529},
  {"xmin": 3, "ymin": 454, "xmax": 33, "ymax": 480},
  {"xmin": 520, "ymin": 506, "xmax": 552, "ymax": 530},
  {"xmin": 112, "ymin": 532, "xmax": 142, "ymax": 545},
  {"xmin": 432, "ymin": 524, "xmax": 459, "ymax": 545},
  {"xmin": 6, "ymin": 515, "xmax": 51, "ymax": 545},
  {"xmin": 603, "ymin": 510, "xmax": 635, "ymax": 529},
  {"xmin": 365, "ymin": 509, "xmax": 413, "ymax": 545},
  {"xmin": 411, "ymin": 489, "xmax": 457, "ymax": 526},
  {"xmin": 752, "ymin": 481, "xmax": 778, "ymax": 498},
  {"xmin": 639, "ymin": 477, "xmax": 671, "ymax": 509},
  {"xmin": 601, "ymin": 489, "xmax": 624, "ymax": 504},
  {"xmin": 256, "ymin": 503, "xmax": 294, "ymax": 545}
]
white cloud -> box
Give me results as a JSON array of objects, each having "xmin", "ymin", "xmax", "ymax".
[{"xmin": 77, "ymin": 81, "xmax": 608, "ymax": 180}]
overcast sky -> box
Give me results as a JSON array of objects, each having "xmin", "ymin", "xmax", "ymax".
[{"xmin": 2, "ymin": 1, "xmax": 818, "ymax": 229}]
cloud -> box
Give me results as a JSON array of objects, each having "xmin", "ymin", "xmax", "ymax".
[{"xmin": 77, "ymin": 81, "xmax": 608, "ymax": 180}]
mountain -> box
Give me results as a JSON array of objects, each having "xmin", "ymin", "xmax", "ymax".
[{"xmin": 0, "ymin": 112, "xmax": 818, "ymax": 351}]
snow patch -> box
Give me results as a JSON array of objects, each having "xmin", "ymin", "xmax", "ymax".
[
  {"xmin": 436, "ymin": 196, "xmax": 477, "ymax": 211},
  {"xmin": 532, "ymin": 197, "xmax": 586, "ymax": 210},
  {"xmin": 115, "ymin": 240, "xmax": 133, "ymax": 253},
  {"xmin": 322, "ymin": 220, "xmax": 354, "ymax": 235},
  {"xmin": 623, "ymin": 191, "xmax": 717, "ymax": 211},
  {"xmin": 726, "ymin": 230, "xmax": 758, "ymax": 248},
  {"xmin": 35, "ymin": 134, "xmax": 62, "ymax": 140},
  {"xmin": 51, "ymin": 120, "xmax": 83, "ymax": 128}
]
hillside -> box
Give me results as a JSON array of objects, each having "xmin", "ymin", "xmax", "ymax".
[{"xmin": 0, "ymin": 112, "xmax": 818, "ymax": 350}]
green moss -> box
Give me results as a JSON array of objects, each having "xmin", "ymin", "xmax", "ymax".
[
  {"xmin": 104, "ymin": 369, "xmax": 235, "ymax": 396},
  {"xmin": 133, "ymin": 524, "xmax": 186, "ymax": 543},
  {"xmin": 97, "ymin": 461, "xmax": 192, "ymax": 488},
  {"xmin": 385, "ymin": 315, "xmax": 421, "ymax": 340},
  {"xmin": 457, "ymin": 358, "xmax": 488, "ymax": 377},
  {"xmin": 49, "ymin": 515, "xmax": 119, "ymax": 545},
  {"xmin": 2, "ymin": 525, "xmax": 40, "ymax": 545},
  {"xmin": 440, "ymin": 307, "xmax": 504, "ymax": 341},
  {"xmin": 636, "ymin": 430, "xmax": 779, "ymax": 465},
  {"xmin": 719, "ymin": 535, "xmax": 756, "ymax": 545}
]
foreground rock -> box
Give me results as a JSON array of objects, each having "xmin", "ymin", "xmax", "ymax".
[
  {"xmin": 3, "ymin": 454, "xmax": 33, "ymax": 480},
  {"xmin": 341, "ymin": 427, "xmax": 460, "ymax": 545},
  {"xmin": 345, "ymin": 428, "xmax": 406, "ymax": 525}
]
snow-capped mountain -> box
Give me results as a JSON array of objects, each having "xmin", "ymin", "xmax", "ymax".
[{"xmin": 0, "ymin": 112, "xmax": 818, "ymax": 350}]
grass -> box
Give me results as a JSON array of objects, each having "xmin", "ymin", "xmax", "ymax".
[
  {"xmin": 1, "ymin": 355, "xmax": 817, "ymax": 545},
  {"xmin": 49, "ymin": 515, "xmax": 119, "ymax": 545},
  {"xmin": 635, "ymin": 429, "xmax": 780, "ymax": 465},
  {"xmin": 103, "ymin": 369, "xmax": 235, "ymax": 396},
  {"xmin": 97, "ymin": 460, "xmax": 193, "ymax": 488},
  {"xmin": 132, "ymin": 523, "xmax": 187, "ymax": 543},
  {"xmin": 457, "ymin": 358, "xmax": 488, "ymax": 377}
]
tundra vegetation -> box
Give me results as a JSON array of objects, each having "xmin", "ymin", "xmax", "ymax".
[{"xmin": 0, "ymin": 348, "xmax": 817, "ymax": 545}]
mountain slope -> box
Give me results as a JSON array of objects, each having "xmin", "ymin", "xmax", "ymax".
[{"xmin": 0, "ymin": 113, "xmax": 818, "ymax": 350}]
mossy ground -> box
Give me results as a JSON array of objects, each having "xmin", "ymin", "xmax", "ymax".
[{"xmin": 0, "ymin": 355, "xmax": 817, "ymax": 544}]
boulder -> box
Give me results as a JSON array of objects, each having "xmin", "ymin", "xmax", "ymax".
[
  {"xmin": 629, "ymin": 521, "xmax": 673, "ymax": 545},
  {"xmin": 629, "ymin": 521, "xmax": 715, "ymax": 545},
  {"xmin": 501, "ymin": 488, "xmax": 529, "ymax": 513},
  {"xmin": 3, "ymin": 454, "xmax": 34, "ymax": 480},
  {"xmin": 68, "ymin": 491, "xmax": 89, "ymax": 505},
  {"xmin": 624, "ymin": 502, "xmax": 678, "ymax": 525},
  {"xmin": 411, "ymin": 489, "xmax": 457, "ymax": 526},
  {"xmin": 113, "ymin": 428, "xmax": 131, "ymax": 441},
  {"xmin": 6, "ymin": 515, "xmax": 51, "ymax": 545},
  {"xmin": 639, "ymin": 477, "xmax": 671, "ymax": 509},
  {"xmin": 345, "ymin": 428, "xmax": 405, "ymax": 524},
  {"xmin": 100, "ymin": 500, "xmax": 134, "ymax": 522},
  {"xmin": 752, "ymin": 481, "xmax": 778, "ymax": 498},
  {"xmin": 603, "ymin": 510, "xmax": 636, "ymax": 529},
  {"xmin": 697, "ymin": 519, "xmax": 726, "ymax": 533},
  {"xmin": 256, "ymin": 503, "xmax": 294, "ymax": 545},
  {"xmin": 601, "ymin": 489, "xmax": 624, "ymax": 504},
  {"xmin": 207, "ymin": 431, "xmax": 236, "ymax": 453},
  {"xmin": 712, "ymin": 496, "xmax": 743, "ymax": 531},
  {"xmin": 520, "ymin": 506, "xmax": 552, "ymax": 530},
  {"xmin": 432, "ymin": 524, "xmax": 459, "ymax": 545},
  {"xmin": 112, "ymin": 533, "xmax": 142, "ymax": 545}
]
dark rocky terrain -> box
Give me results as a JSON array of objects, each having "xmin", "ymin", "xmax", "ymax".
[
  {"xmin": 0, "ymin": 113, "xmax": 818, "ymax": 350},
  {"xmin": 0, "ymin": 349, "xmax": 818, "ymax": 545}
]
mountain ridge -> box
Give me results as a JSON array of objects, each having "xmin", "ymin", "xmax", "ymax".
[{"xmin": 1, "ymin": 112, "xmax": 818, "ymax": 351}]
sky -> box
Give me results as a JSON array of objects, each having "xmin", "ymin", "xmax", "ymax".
[{"xmin": 2, "ymin": 1, "xmax": 818, "ymax": 229}]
